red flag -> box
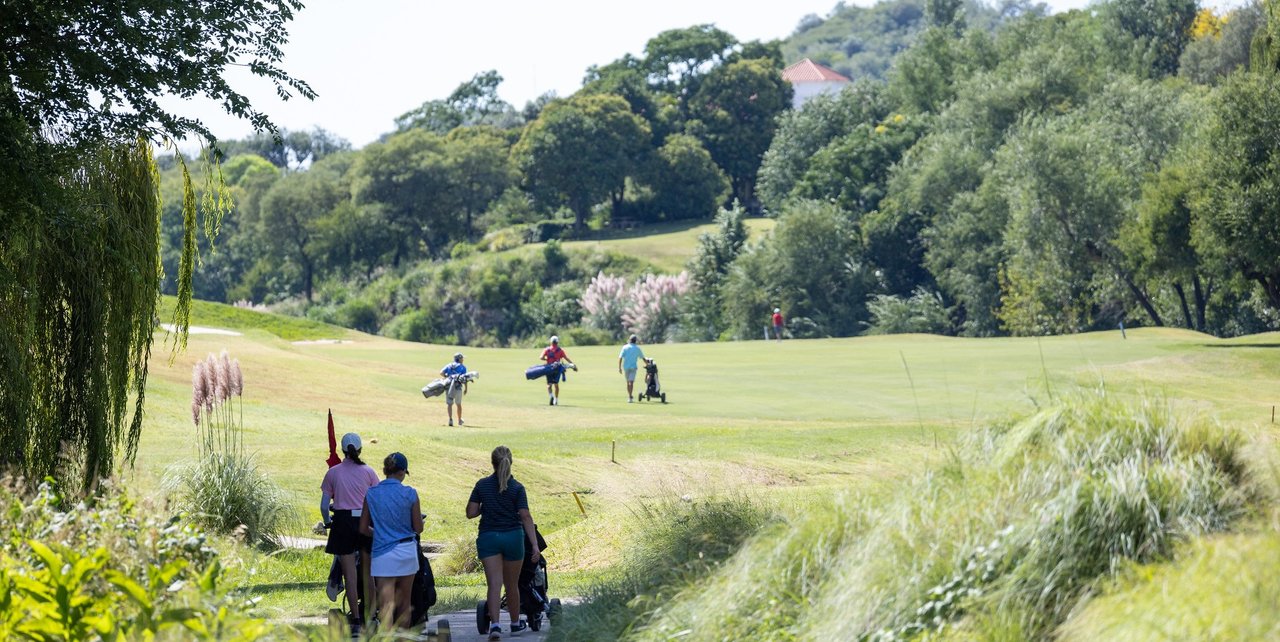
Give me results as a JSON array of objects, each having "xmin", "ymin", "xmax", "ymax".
[{"xmin": 326, "ymin": 409, "xmax": 341, "ymax": 468}]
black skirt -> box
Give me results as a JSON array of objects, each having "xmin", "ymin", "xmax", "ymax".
[{"xmin": 326, "ymin": 510, "xmax": 371, "ymax": 555}]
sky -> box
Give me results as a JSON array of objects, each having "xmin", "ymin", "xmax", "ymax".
[{"xmin": 169, "ymin": 0, "xmax": 1155, "ymax": 148}]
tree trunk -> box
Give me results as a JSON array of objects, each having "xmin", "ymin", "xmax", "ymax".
[
  {"xmin": 1173, "ymin": 282, "xmax": 1194, "ymax": 329},
  {"xmin": 1193, "ymin": 275, "xmax": 1208, "ymax": 332},
  {"xmin": 1122, "ymin": 274, "xmax": 1163, "ymax": 327}
]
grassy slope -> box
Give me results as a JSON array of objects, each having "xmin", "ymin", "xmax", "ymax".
[
  {"xmin": 131, "ymin": 301, "xmax": 1280, "ymax": 620},
  {"xmin": 527, "ymin": 217, "xmax": 775, "ymax": 273}
]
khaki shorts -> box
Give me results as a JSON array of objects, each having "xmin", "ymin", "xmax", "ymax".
[
  {"xmin": 623, "ymin": 368, "xmax": 638, "ymax": 382},
  {"xmin": 445, "ymin": 387, "xmax": 464, "ymax": 405}
]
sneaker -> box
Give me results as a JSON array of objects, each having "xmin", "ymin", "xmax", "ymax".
[
  {"xmin": 549, "ymin": 395, "xmax": 554, "ymax": 406},
  {"xmin": 628, "ymin": 396, "xmax": 633, "ymax": 403},
  {"xmin": 488, "ymin": 625, "xmax": 503, "ymax": 640},
  {"xmin": 509, "ymin": 620, "xmax": 528, "ymax": 636},
  {"xmin": 448, "ymin": 419, "xmax": 453, "ymax": 427},
  {"xmin": 458, "ymin": 418, "xmax": 464, "ymax": 425}
]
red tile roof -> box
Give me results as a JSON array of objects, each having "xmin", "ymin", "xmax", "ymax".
[{"xmin": 781, "ymin": 58, "xmax": 851, "ymax": 83}]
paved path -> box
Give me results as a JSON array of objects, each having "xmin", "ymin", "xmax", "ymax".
[{"xmin": 428, "ymin": 605, "xmax": 555, "ymax": 642}]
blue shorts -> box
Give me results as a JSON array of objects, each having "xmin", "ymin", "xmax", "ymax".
[{"xmin": 477, "ymin": 528, "xmax": 525, "ymax": 561}]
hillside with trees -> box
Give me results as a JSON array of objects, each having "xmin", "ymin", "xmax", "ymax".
[{"xmin": 157, "ymin": 0, "xmax": 1280, "ymax": 349}]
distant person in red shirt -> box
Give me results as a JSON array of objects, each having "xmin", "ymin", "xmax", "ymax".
[
  {"xmin": 540, "ymin": 335, "xmax": 575, "ymax": 405},
  {"xmin": 771, "ymin": 308, "xmax": 784, "ymax": 341}
]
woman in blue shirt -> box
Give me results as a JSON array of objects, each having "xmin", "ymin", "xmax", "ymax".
[
  {"xmin": 467, "ymin": 445, "xmax": 541, "ymax": 640},
  {"xmin": 359, "ymin": 452, "xmax": 423, "ymax": 630}
]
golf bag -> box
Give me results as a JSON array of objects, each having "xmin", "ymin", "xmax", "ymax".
[
  {"xmin": 410, "ymin": 535, "xmax": 437, "ymax": 627},
  {"xmin": 638, "ymin": 358, "xmax": 665, "ymax": 403},
  {"xmin": 525, "ymin": 362, "xmax": 574, "ymax": 381},
  {"xmin": 422, "ymin": 372, "xmax": 478, "ymax": 399}
]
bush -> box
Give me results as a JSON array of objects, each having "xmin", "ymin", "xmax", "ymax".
[
  {"xmin": 382, "ymin": 308, "xmax": 439, "ymax": 343},
  {"xmin": 0, "ymin": 477, "xmax": 269, "ymax": 640},
  {"xmin": 336, "ymin": 298, "xmax": 381, "ymax": 334},
  {"xmin": 168, "ymin": 352, "xmax": 291, "ymax": 547},
  {"xmin": 171, "ymin": 454, "xmax": 292, "ymax": 547},
  {"xmin": 865, "ymin": 287, "xmax": 952, "ymax": 335},
  {"xmin": 580, "ymin": 272, "xmax": 630, "ymax": 337}
]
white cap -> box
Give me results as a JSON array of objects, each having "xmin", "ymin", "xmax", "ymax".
[
  {"xmin": 774, "ymin": 308, "xmax": 780, "ymax": 313},
  {"xmin": 550, "ymin": 335, "xmax": 559, "ymax": 344},
  {"xmin": 340, "ymin": 432, "xmax": 361, "ymax": 452}
]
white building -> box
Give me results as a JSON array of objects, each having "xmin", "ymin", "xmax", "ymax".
[{"xmin": 781, "ymin": 58, "xmax": 851, "ymax": 110}]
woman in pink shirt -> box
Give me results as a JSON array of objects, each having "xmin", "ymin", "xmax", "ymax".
[{"xmin": 321, "ymin": 432, "xmax": 380, "ymax": 630}]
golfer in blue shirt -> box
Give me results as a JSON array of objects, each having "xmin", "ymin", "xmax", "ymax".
[
  {"xmin": 618, "ymin": 334, "xmax": 645, "ymax": 403},
  {"xmin": 441, "ymin": 353, "xmax": 468, "ymax": 426}
]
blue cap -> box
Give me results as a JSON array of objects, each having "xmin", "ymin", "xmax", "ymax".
[{"xmin": 388, "ymin": 452, "xmax": 409, "ymax": 473}]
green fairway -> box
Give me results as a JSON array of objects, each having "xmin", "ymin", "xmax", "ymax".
[{"xmin": 129, "ymin": 303, "xmax": 1280, "ymax": 619}]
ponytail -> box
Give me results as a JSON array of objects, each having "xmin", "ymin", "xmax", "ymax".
[
  {"xmin": 492, "ymin": 445, "xmax": 512, "ymax": 493},
  {"xmin": 344, "ymin": 446, "xmax": 364, "ymax": 466}
]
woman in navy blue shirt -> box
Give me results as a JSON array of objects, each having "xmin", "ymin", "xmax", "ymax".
[
  {"xmin": 359, "ymin": 452, "xmax": 423, "ymax": 630},
  {"xmin": 467, "ymin": 445, "xmax": 541, "ymax": 640}
]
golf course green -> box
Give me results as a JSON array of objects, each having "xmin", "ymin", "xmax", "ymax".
[{"xmin": 129, "ymin": 300, "xmax": 1280, "ymax": 621}]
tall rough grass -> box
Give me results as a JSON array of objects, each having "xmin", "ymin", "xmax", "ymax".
[
  {"xmin": 548, "ymin": 494, "xmax": 772, "ymax": 642},
  {"xmin": 586, "ymin": 390, "xmax": 1254, "ymax": 641},
  {"xmin": 167, "ymin": 351, "xmax": 290, "ymax": 546}
]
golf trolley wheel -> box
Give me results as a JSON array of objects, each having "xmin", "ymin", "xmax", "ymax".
[
  {"xmin": 661, "ymin": 393, "xmax": 667, "ymax": 403},
  {"xmin": 436, "ymin": 618, "xmax": 451, "ymax": 641},
  {"xmin": 548, "ymin": 597, "xmax": 563, "ymax": 624},
  {"xmin": 529, "ymin": 611, "xmax": 541, "ymax": 632},
  {"xmin": 476, "ymin": 599, "xmax": 489, "ymax": 634}
]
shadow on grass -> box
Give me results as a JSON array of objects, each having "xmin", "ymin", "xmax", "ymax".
[{"xmin": 1201, "ymin": 343, "xmax": 1280, "ymax": 348}]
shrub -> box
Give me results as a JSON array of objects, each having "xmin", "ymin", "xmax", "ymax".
[
  {"xmin": 382, "ymin": 308, "xmax": 439, "ymax": 343},
  {"xmin": 580, "ymin": 272, "xmax": 630, "ymax": 337},
  {"xmin": 167, "ymin": 351, "xmax": 291, "ymax": 547},
  {"xmin": 865, "ymin": 287, "xmax": 952, "ymax": 335},
  {"xmin": 336, "ymin": 298, "xmax": 381, "ymax": 334},
  {"xmin": 0, "ymin": 477, "xmax": 268, "ymax": 640},
  {"xmin": 621, "ymin": 272, "xmax": 691, "ymax": 342}
]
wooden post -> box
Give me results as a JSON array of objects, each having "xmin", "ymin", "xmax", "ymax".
[
  {"xmin": 1272, "ymin": 405, "xmax": 1275, "ymax": 423},
  {"xmin": 572, "ymin": 491, "xmax": 586, "ymax": 517},
  {"xmin": 611, "ymin": 439, "xmax": 617, "ymax": 464}
]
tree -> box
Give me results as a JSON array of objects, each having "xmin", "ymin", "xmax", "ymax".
[
  {"xmin": 647, "ymin": 134, "xmax": 730, "ymax": 220},
  {"xmin": 1193, "ymin": 70, "xmax": 1280, "ymax": 309},
  {"xmin": 687, "ymin": 58, "xmax": 792, "ymax": 208},
  {"xmin": 722, "ymin": 201, "xmax": 873, "ymax": 338},
  {"xmin": 1178, "ymin": 3, "xmax": 1266, "ymax": 84},
  {"xmin": 757, "ymin": 81, "xmax": 891, "ymax": 211},
  {"xmin": 396, "ymin": 70, "xmax": 519, "ymax": 134},
  {"xmin": 217, "ymin": 127, "xmax": 351, "ymax": 169},
  {"xmin": 643, "ymin": 24, "xmax": 738, "ymax": 112},
  {"xmin": 513, "ymin": 94, "xmax": 650, "ymax": 231},
  {"xmin": 682, "ymin": 203, "xmax": 748, "ymax": 339},
  {"xmin": 1, "ymin": 1, "xmax": 309, "ymax": 492},
  {"xmin": 259, "ymin": 165, "xmax": 346, "ymax": 302},
  {"xmin": 352, "ymin": 129, "xmax": 458, "ymax": 263},
  {"xmin": 443, "ymin": 126, "xmax": 517, "ymax": 240},
  {"xmin": 1104, "ymin": 0, "xmax": 1200, "ymax": 77},
  {"xmin": 0, "ymin": 0, "xmax": 314, "ymax": 146}
]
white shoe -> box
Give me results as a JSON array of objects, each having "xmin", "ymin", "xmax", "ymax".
[
  {"xmin": 458, "ymin": 418, "xmax": 464, "ymax": 425},
  {"xmin": 628, "ymin": 396, "xmax": 633, "ymax": 403},
  {"xmin": 448, "ymin": 419, "xmax": 453, "ymax": 427}
]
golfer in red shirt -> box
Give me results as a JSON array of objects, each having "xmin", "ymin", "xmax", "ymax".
[
  {"xmin": 771, "ymin": 308, "xmax": 784, "ymax": 341},
  {"xmin": 540, "ymin": 335, "xmax": 575, "ymax": 405}
]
